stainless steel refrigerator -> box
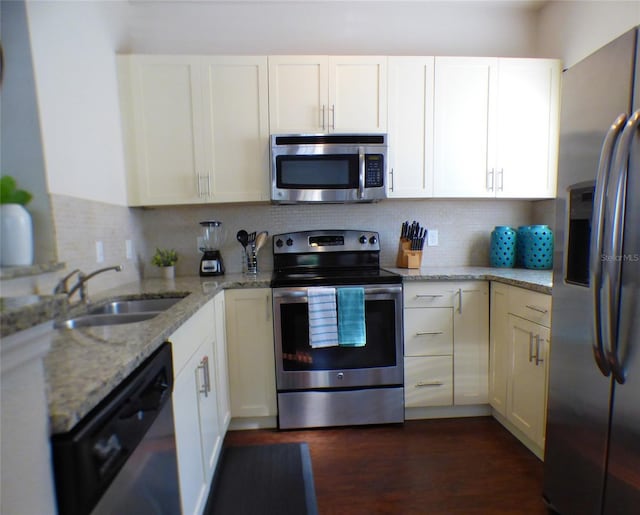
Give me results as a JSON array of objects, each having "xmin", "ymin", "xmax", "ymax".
[{"xmin": 543, "ymin": 27, "xmax": 640, "ymax": 514}]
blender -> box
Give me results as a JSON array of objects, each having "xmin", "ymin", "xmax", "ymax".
[{"xmin": 199, "ymin": 220, "xmax": 225, "ymax": 276}]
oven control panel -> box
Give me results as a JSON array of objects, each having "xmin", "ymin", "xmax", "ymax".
[{"xmin": 273, "ymin": 230, "xmax": 381, "ymax": 254}]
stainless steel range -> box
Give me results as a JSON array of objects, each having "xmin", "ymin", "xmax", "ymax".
[{"xmin": 271, "ymin": 229, "xmax": 404, "ymax": 429}]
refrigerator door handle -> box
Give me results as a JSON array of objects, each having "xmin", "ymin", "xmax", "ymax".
[
  {"xmin": 590, "ymin": 113, "xmax": 627, "ymax": 377},
  {"xmin": 603, "ymin": 109, "xmax": 640, "ymax": 384}
]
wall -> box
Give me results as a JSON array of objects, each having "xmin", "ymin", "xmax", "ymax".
[
  {"xmin": 140, "ymin": 199, "xmax": 537, "ymax": 276},
  {"xmin": 537, "ymin": 1, "xmax": 640, "ymax": 67},
  {"xmin": 0, "ymin": 1, "xmax": 57, "ymax": 264}
]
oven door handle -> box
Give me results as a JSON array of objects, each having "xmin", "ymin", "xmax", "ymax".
[{"xmin": 274, "ymin": 286, "xmax": 402, "ymax": 300}]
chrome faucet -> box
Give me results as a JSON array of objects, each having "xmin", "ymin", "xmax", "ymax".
[
  {"xmin": 66, "ymin": 265, "xmax": 123, "ymax": 303},
  {"xmin": 53, "ymin": 268, "xmax": 82, "ymax": 295}
]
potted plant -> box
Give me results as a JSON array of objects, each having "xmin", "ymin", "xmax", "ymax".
[
  {"xmin": 0, "ymin": 175, "xmax": 34, "ymax": 266},
  {"xmin": 151, "ymin": 248, "xmax": 178, "ymax": 279}
]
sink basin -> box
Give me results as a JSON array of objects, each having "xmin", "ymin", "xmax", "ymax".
[
  {"xmin": 55, "ymin": 295, "xmax": 186, "ymax": 329},
  {"xmin": 88, "ymin": 297, "xmax": 184, "ymax": 315},
  {"xmin": 55, "ymin": 312, "xmax": 161, "ymax": 329}
]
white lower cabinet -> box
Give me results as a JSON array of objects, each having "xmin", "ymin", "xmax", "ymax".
[
  {"xmin": 489, "ymin": 282, "xmax": 552, "ymax": 457},
  {"xmin": 170, "ymin": 298, "xmax": 224, "ymax": 515},
  {"xmin": 225, "ymin": 288, "xmax": 277, "ymax": 426},
  {"xmin": 403, "ymin": 281, "xmax": 489, "ymax": 416}
]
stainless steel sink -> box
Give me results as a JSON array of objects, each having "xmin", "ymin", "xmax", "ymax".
[
  {"xmin": 55, "ymin": 296, "xmax": 186, "ymax": 329},
  {"xmin": 55, "ymin": 312, "xmax": 161, "ymax": 329},
  {"xmin": 87, "ymin": 297, "xmax": 184, "ymax": 315}
]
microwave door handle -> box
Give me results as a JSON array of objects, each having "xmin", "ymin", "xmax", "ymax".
[{"xmin": 358, "ymin": 147, "xmax": 365, "ymax": 199}]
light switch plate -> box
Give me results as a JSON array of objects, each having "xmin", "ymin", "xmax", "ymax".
[
  {"xmin": 125, "ymin": 240, "xmax": 134, "ymax": 260},
  {"xmin": 427, "ymin": 229, "xmax": 439, "ymax": 247},
  {"xmin": 96, "ymin": 241, "xmax": 104, "ymax": 263}
]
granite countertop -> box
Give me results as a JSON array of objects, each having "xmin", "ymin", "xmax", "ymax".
[
  {"xmin": 385, "ymin": 266, "xmax": 553, "ymax": 294},
  {"xmin": 44, "ymin": 273, "xmax": 271, "ymax": 434},
  {"xmin": 6, "ymin": 267, "xmax": 549, "ymax": 435},
  {"xmin": 0, "ymin": 294, "xmax": 68, "ymax": 338}
]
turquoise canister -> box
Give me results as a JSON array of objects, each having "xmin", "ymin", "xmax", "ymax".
[
  {"xmin": 490, "ymin": 226, "xmax": 517, "ymax": 268},
  {"xmin": 516, "ymin": 226, "xmax": 531, "ymax": 267},
  {"xmin": 522, "ymin": 225, "xmax": 554, "ymax": 269}
]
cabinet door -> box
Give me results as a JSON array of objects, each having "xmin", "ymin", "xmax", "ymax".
[
  {"xmin": 433, "ymin": 57, "xmax": 497, "ymax": 198},
  {"xmin": 173, "ymin": 351, "xmax": 208, "ymax": 515},
  {"xmin": 213, "ymin": 291, "xmax": 231, "ymax": 433},
  {"xmin": 489, "ymin": 282, "xmax": 510, "ymax": 416},
  {"xmin": 329, "ymin": 56, "xmax": 387, "ymax": 133},
  {"xmin": 494, "ymin": 59, "xmax": 560, "ymax": 198},
  {"xmin": 201, "ymin": 57, "xmax": 270, "ymax": 202},
  {"xmin": 121, "ymin": 56, "xmax": 205, "ymax": 205},
  {"xmin": 268, "ymin": 56, "xmax": 328, "ymax": 134},
  {"xmin": 387, "ymin": 57, "xmax": 435, "ymax": 198},
  {"xmin": 453, "ymin": 282, "xmax": 489, "ymax": 405},
  {"xmin": 225, "ymin": 288, "xmax": 277, "ymax": 418},
  {"xmin": 507, "ymin": 315, "xmax": 550, "ymax": 447}
]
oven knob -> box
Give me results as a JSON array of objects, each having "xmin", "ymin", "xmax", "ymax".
[
  {"xmin": 275, "ymin": 239, "xmax": 284, "ymax": 248},
  {"xmin": 369, "ymin": 235, "xmax": 378, "ymax": 245},
  {"xmin": 286, "ymin": 238, "xmax": 294, "ymax": 246},
  {"xmin": 359, "ymin": 235, "xmax": 368, "ymax": 244}
]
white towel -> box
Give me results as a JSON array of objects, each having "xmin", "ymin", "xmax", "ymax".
[{"xmin": 307, "ymin": 287, "xmax": 339, "ymax": 348}]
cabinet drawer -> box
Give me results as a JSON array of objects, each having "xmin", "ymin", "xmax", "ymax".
[
  {"xmin": 170, "ymin": 300, "xmax": 215, "ymax": 376},
  {"xmin": 404, "ymin": 308, "xmax": 453, "ymax": 356},
  {"xmin": 404, "ymin": 356, "xmax": 453, "ymax": 407},
  {"xmin": 404, "ymin": 282, "xmax": 456, "ymax": 308},
  {"xmin": 508, "ymin": 286, "xmax": 552, "ymax": 328}
]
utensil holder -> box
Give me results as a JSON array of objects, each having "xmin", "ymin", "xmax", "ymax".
[
  {"xmin": 396, "ymin": 238, "xmax": 423, "ymax": 269},
  {"xmin": 246, "ymin": 245, "xmax": 258, "ymax": 275}
]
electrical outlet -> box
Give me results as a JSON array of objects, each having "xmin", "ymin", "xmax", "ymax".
[
  {"xmin": 96, "ymin": 241, "xmax": 105, "ymax": 263},
  {"xmin": 427, "ymin": 229, "xmax": 439, "ymax": 247},
  {"xmin": 125, "ymin": 240, "xmax": 134, "ymax": 260}
]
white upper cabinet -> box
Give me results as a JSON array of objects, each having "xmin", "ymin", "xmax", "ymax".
[
  {"xmin": 493, "ymin": 59, "xmax": 560, "ymax": 198},
  {"xmin": 387, "ymin": 57, "xmax": 435, "ymax": 198},
  {"xmin": 119, "ymin": 55, "xmax": 269, "ymax": 206},
  {"xmin": 268, "ymin": 55, "xmax": 387, "ymax": 134},
  {"xmin": 433, "ymin": 57, "xmax": 498, "ymax": 198},
  {"xmin": 433, "ymin": 57, "xmax": 560, "ymax": 199}
]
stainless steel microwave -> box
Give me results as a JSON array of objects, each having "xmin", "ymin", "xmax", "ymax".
[{"xmin": 270, "ymin": 134, "xmax": 387, "ymax": 204}]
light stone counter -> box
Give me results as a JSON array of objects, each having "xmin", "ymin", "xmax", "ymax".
[
  {"xmin": 44, "ymin": 273, "xmax": 271, "ymax": 434},
  {"xmin": 384, "ymin": 266, "xmax": 553, "ymax": 294}
]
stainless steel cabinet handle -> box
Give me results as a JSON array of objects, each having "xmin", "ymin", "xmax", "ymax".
[
  {"xmin": 457, "ymin": 288, "xmax": 463, "ymax": 314},
  {"xmin": 535, "ymin": 334, "xmax": 544, "ymax": 366},
  {"xmin": 497, "ymin": 168, "xmax": 504, "ymax": 192},
  {"xmin": 415, "ymin": 294, "xmax": 444, "ymax": 298},
  {"xmin": 603, "ymin": 109, "xmax": 640, "ymax": 384},
  {"xmin": 416, "ymin": 381, "xmax": 444, "ymax": 388},
  {"xmin": 591, "ymin": 113, "xmax": 627, "ymax": 377},
  {"xmin": 528, "ymin": 332, "xmax": 535, "ymax": 363},
  {"xmin": 525, "ymin": 304, "xmax": 548, "ymax": 314},
  {"xmin": 486, "ymin": 168, "xmax": 494, "ymax": 191},
  {"xmin": 415, "ymin": 331, "xmax": 444, "ymax": 336},
  {"xmin": 390, "ymin": 168, "xmax": 394, "ymax": 192},
  {"xmin": 198, "ymin": 356, "xmax": 210, "ymax": 397},
  {"xmin": 321, "ymin": 104, "xmax": 326, "ymax": 131},
  {"xmin": 266, "ymin": 293, "xmax": 271, "ymax": 322},
  {"xmin": 331, "ymin": 104, "xmax": 336, "ymax": 130}
]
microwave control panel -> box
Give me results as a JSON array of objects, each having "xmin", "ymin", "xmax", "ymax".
[{"xmin": 365, "ymin": 155, "xmax": 384, "ymax": 188}]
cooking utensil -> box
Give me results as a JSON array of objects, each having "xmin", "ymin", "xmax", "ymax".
[
  {"xmin": 236, "ymin": 230, "xmax": 248, "ymax": 248},
  {"xmin": 254, "ymin": 231, "xmax": 269, "ymax": 253}
]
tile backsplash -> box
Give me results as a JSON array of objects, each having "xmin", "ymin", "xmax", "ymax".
[
  {"xmin": 2, "ymin": 195, "xmax": 549, "ymax": 296},
  {"xmin": 140, "ymin": 198, "xmax": 538, "ymax": 276}
]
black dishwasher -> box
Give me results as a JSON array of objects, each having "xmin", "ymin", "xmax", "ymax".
[{"xmin": 51, "ymin": 342, "xmax": 180, "ymax": 515}]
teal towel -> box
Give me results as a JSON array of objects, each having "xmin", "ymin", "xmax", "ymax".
[{"xmin": 337, "ymin": 287, "xmax": 366, "ymax": 347}]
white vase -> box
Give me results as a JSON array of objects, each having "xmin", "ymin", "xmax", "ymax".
[
  {"xmin": 1, "ymin": 204, "xmax": 34, "ymax": 266},
  {"xmin": 161, "ymin": 266, "xmax": 175, "ymax": 279}
]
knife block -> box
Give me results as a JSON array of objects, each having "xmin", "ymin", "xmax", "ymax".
[{"xmin": 396, "ymin": 238, "xmax": 423, "ymax": 269}]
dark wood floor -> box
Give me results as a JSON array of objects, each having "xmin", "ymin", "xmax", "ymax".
[{"xmin": 223, "ymin": 417, "xmax": 548, "ymax": 515}]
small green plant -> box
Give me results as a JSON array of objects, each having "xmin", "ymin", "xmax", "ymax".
[
  {"xmin": 0, "ymin": 176, "xmax": 33, "ymax": 205},
  {"xmin": 151, "ymin": 248, "xmax": 178, "ymax": 267}
]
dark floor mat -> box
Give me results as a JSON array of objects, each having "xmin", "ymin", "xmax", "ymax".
[{"xmin": 206, "ymin": 442, "xmax": 318, "ymax": 515}]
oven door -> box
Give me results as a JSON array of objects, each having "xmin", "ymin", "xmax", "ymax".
[{"xmin": 272, "ymin": 284, "xmax": 403, "ymax": 390}]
